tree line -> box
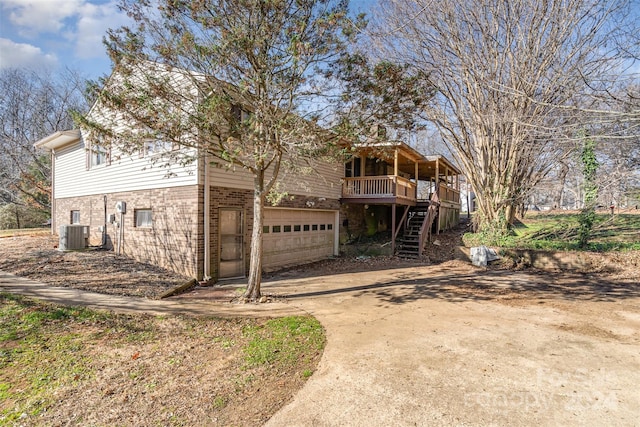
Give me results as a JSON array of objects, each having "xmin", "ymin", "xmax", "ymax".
[{"xmin": 0, "ymin": 68, "xmax": 88, "ymax": 229}]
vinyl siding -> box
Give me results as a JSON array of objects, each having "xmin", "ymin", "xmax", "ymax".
[
  {"xmin": 54, "ymin": 139, "xmax": 198, "ymax": 198},
  {"xmin": 208, "ymin": 156, "xmax": 342, "ymax": 199}
]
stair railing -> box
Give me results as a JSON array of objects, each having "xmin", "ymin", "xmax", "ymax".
[
  {"xmin": 418, "ymin": 192, "xmax": 440, "ymax": 255},
  {"xmin": 394, "ymin": 205, "xmax": 411, "ymax": 242}
]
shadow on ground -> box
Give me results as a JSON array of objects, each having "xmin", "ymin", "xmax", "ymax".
[{"xmin": 275, "ymin": 265, "xmax": 640, "ymax": 305}]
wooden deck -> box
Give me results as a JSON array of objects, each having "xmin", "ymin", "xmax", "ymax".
[{"xmin": 341, "ymin": 176, "xmax": 417, "ymax": 205}]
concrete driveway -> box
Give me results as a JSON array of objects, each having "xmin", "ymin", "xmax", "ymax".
[
  {"xmin": 3, "ymin": 262, "xmax": 639, "ymax": 426},
  {"xmin": 261, "ymin": 263, "xmax": 640, "ymax": 426}
]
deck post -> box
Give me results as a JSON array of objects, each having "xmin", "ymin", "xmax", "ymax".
[
  {"xmin": 391, "ymin": 203, "xmax": 396, "ymax": 254},
  {"xmin": 394, "ymin": 148, "xmax": 399, "ymax": 177}
]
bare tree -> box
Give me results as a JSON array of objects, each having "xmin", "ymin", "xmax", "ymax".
[
  {"xmin": 372, "ymin": 0, "xmax": 637, "ymax": 235},
  {"xmin": 81, "ymin": 0, "xmax": 361, "ymax": 300},
  {"xmin": 0, "ymin": 68, "xmax": 87, "ymax": 223}
]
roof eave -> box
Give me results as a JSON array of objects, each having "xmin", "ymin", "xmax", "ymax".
[{"xmin": 34, "ymin": 129, "xmax": 82, "ymax": 151}]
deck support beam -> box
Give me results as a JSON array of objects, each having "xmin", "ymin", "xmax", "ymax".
[{"xmin": 391, "ymin": 203, "xmax": 396, "ymax": 254}]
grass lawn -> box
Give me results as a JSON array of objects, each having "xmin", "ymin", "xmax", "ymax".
[
  {"xmin": 0, "ymin": 293, "xmax": 325, "ymax": 426},
  {"xmin": 464, "ymin": 212, "xmax": 640, "ymax": 251}
]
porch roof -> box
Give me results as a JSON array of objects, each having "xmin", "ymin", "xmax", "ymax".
[{"xmin": 349, "ymin": 140, "xmax": 461, "ymax": 181}]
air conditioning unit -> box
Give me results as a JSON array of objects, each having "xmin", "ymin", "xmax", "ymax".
[{"xmin": 59, "ymin": 224, "xmax": 89, "ymax": 251}]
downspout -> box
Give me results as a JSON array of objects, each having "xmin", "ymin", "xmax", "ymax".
[
  {"xmin": 101, "ymin": 195, "xmax": 107, "ymax": 247},
  {"xmin": 50, "ymin": 149, "xmax": 56, "ymax": 235},
  {"xmin": 203, "ymin": 152, "xmax": 211, "ymax": 282},
  {"xmin": 334, "ymin": 210, "xmax": 339, "ymax": 256}
]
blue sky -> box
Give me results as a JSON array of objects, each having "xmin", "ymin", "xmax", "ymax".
[
  {"xmin": 0, "ymin": 0, "xmax": 132, "ymax": 78},
  {"xmin": 0, "ymin": 0, "xmax": 376, "ymax": 79}
]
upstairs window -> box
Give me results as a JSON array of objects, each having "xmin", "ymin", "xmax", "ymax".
[
  {"xmin": 86, "ymin": 134, "xmax": 110, "ymax": 169},
  {"xmin": 230, "ymin": 105, "xmax": 252, "ymax": 138},
  {"xmin": 345, "ymin": 157, "xmax": 361, "ymax": 178},
  {"xmin": 140, "ymin": 139, "xmax": 174, "ymax": 158},
  {"xmin": 91, "ymin": 146, "xmax": 108, "ymax": 167}
]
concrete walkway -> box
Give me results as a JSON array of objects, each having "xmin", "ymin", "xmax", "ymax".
[
  {"xmin": 2, "ymin": 266, "xmax": 639, "ymax": 426},
  {"xmin": 0, "ymin": 271, "xmax": 302, "ymax": 318}
]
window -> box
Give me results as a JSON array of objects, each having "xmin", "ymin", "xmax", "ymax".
[
  {"xmin": 328, "ymin": 223, "xmax": 333, "ymax": 230},
  {"xmin": 283, "ymin": 225, "xmax": 292, "ymax": 232},
  {"xmin": 312, "ymin": 224, "xmax": 318, "ymax": 231},
  {"xmin": 294, "ymin": 225, "xmax": 301, "ymax": 232},
  {"xmin": 91, "ymin": 147, "xmax": 107, "ymax": 166},
  {"xmin": 141, "ymin": 139, "xmax": 173, "ymax": 157},
  {"xmin": 303, "ymin": 224, "xmax": 310, "ymax": 231},
  {"xmin": 86, "ymin": 135, "xmax": 110, "ymax": 168},
  {"xmin": 345, "ymin": 160, "xmax": 353, "ymax": 178},
  {"xmin": 320, "ymin": 224, "xmax": 326, "ymax": 230},
  {"xmin": 135, "ymin": 209, "xmax": 152, "ymax": 228},
  {"xmin": 344, "ymin": 158, "xmax": 361, "ymax": 178},
  {"xmin": 272, "ymin": 225, "xmax": 281, "ymax": 233},
  {"xmin": 263, "ymin": 226, "xmax": 270, "ymax": 233},
  {"xmin": 230, "ymin": 105, "xmax": 252, "ymax": 138},
  {"xmin": 70, "ymin": 210, "xmax": 80, "ymax": 224}
]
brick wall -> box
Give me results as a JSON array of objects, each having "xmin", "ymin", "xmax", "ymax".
[
  {"xmin": 208, "ymin": 186, "xmax": 254, "ymax": 281},
  {"xmin": 340, "ymin": 203, "xmax": 367, "ymax": 242},
  {"xmin": 54, "ymin": 185, "xmax": 203, "ymax": 279},
  {"xmin": 54, "ymin": 184, "xmax": 340, "ymax": 282}
]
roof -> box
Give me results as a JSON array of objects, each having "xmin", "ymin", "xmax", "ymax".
[
  {"xmin": 349, "ymin": 139, "xmax": 462, "ymax": 180},
  {"xmin": 34, "ymin": 129, "xmax": 81, "ymax": 151}
]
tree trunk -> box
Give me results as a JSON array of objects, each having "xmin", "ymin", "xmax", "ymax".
[
  {"xmin": 554, "ymin": 163, "xmax": 569, "ymax": 209},
  {"xmin": 244, "ymin": 174, "xmax": 265, "ymax": 301},
  {"xmin": 472, "ymin": 187, "xmax": 512, "ymax": 237},
  {"xmin": 14, "ymin": 204, "xmax": 21, "ymax": 229}
]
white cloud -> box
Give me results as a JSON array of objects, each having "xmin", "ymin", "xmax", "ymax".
[
  {"xmin": 0, "ymin": 0, "xmax": 130, "ymax": 65},
  {"xmin": 0, "ymin": 38, "xmax": 58, "ymax": 69},
  {"xmin": 74, "ymin": 1, "xmax": 131, "ymax": 59},
  {"xmin": 2, "ymin": 0, "xmax": 85, "ymax": 36}
]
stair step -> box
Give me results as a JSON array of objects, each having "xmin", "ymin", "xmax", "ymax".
[{"xmin": 395, "ymin": 203, "xmax": 438, "ymax": 257}]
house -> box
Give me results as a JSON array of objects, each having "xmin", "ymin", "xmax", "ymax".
[
  {"xmin": 36, "ymin": 130, "xmax": 461, "ymax": 281},
  {"xmin": 35, "ymin": 127, "xmax": 343, "ymax": 281},
  {"xmin": 34, "ymin": 68, "xmax": 461, "ymax": 282}
]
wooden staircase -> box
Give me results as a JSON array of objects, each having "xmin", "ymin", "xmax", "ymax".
[{"xmin": 396, "ymin": 197, "xmax": 439, "ymax": 258}]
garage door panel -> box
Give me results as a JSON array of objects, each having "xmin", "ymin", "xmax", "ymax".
[{"xmin": 263, "ymin": 209, "xmax": 335, "ymax": 269}]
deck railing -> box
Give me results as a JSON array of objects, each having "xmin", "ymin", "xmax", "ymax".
[
  {"xmin": 437, "ymin": 184, "xmax": 461, "ymax": 205},
  {"xmin": 342, "ymin": 176, "xmax": 417, "ymax": 200}
]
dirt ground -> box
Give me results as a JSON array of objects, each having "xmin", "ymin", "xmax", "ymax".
[
  {"xmin": 2, "ymin": 227, "xmax": 640, "ymax": 425},
  {"xmin": 0, "ymin": 233, "xmax": 320, "ymax": 427}
]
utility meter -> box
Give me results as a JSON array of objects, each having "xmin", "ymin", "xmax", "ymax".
[{"xmin": 115, "ymin": 201, "xmax": 127, "ymax": 214}]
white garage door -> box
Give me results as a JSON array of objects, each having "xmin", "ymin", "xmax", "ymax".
[{"xmin": 263, "ymin": 209, "xmax": 337, "ymax": 269}]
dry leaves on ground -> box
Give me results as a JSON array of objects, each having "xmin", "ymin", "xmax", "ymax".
[{"xmin": 0, "ymin": 234, "xmax": 189, "ymax": 299}]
